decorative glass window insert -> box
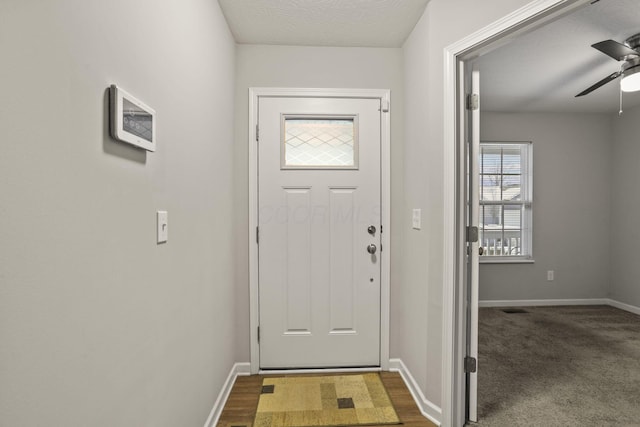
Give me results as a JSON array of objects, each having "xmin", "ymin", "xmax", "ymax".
[
  {"xmin": 479, "ymin": 142, "xmax": 533, "ymax": 260},
  {"xmin": 282, "ymin": 116, "xmax": 358, "ymax": 169}
]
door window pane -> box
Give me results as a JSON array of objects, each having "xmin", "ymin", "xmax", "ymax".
[{"xmin": 283, "ymin": 117, "xmax": 357, "ymax": 168}]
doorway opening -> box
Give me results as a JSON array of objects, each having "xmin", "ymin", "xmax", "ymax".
[
  {"xmin": 443, "ymin": 1, "xmax": 596, "ymax": 425},
  {"xmin": 465, "ymin": 0, "xmax": 640, "ymax": 423}
]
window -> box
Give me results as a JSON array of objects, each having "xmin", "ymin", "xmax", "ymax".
[
  {"xmin": 282, "ymin": 116, "xmax": 358, "ymax": 169},
  {"xmin": 479, "ymin": 142, "xmax": 532, "ymax": 261}
]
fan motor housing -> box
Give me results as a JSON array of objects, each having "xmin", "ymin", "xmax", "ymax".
[
  {"xmin": 622, "ymin": 57, "xmax": 640, "ymax": 73},
  {"xmin": 625, "ymin": 33, "xmax": 640, "ymax": 54}
]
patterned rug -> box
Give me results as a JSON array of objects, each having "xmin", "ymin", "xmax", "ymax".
[{"xmin": 253, "ymin": 373, "xmax": 401, "ymax": 427}]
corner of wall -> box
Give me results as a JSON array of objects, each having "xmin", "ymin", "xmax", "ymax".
[
  {"xmin": 203, "ymin": 363, "xmax": 252, "ymax": 427},
  {"xmin": 389, "ymin": 359, "xmax": 442, "ymax": 426}
]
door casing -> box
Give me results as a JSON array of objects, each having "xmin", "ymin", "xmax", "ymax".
[
  {"xmin": 248, "ymin": 87, "xmax": 391, "ymax": 374},
  {"xmin": 443, "ymin": 1, "xmax": 593, "ymax": 426}
]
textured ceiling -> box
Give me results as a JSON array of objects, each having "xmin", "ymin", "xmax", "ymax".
[
  {"xmin": 477, "ymin": 0, "xmax": 640, "ymax": 113},
  {"xmin": 218, "ymin": 0, "xmax": 640, "ymax": 113},
  {"xmin": 217, "ymin": 0, "xmax": 430, "ymax": 47}
]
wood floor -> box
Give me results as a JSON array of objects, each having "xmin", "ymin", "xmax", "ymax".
[{"xmin": 217, "ymin": 371, "xmax": 437, "ymax": 427}]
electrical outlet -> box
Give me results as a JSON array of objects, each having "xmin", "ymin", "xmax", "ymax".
[{"xmin": 547, "ymin": 270, "xmax": 554, "ymax": 281}]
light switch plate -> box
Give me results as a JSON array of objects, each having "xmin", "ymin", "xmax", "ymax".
[
  {"xmin": 157, "ymin": 211, "xmax": 168, "ymax": 243},
  {"xmin": 412, "ymin": 209, "xmax": 421, "ymax": 230}
]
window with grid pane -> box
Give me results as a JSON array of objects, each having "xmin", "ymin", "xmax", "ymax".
[
  {"xmin": 479, "ymin": 142, "xmax": 532, "ymax": 260},
  {"xmin": 282, "ymin": 117, "xmax": 358, "ymax": 169}
]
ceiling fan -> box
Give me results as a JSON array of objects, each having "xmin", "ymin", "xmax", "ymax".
[{"xmin": 575, "ymin": 33, "xmax": 640, "ymax": 97}]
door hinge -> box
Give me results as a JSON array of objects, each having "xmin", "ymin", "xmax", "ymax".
[
  {"xmin": 466, "ymin": 226, "xmax": 479, "ymax": 243},
  {"xmin": 256, "ymin": 226, "xmax": 259, "ymax": 244},
  {"xmin": 256, "ymin": 124, "xmax": 259, "ymax": 141},
  {"xmin": 257, "ymin": 326, "xmax": 260, "ymax": 343},
  {"xmin": 466, "ymin": 93, "xmax": 479, "ymax": 111},
  {"xmin": 464, "ymin": 356, "xmax": 477, "ymax": 373}
]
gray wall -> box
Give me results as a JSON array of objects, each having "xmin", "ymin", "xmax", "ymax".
[
  {"xmin": 479, "ymin": 112, "xmax": 612, "ymax": 301},
  {"xmin": 611, "ymin": 105, "xmax": 640, "ymax": 307},
  {"xmin": 0, "ymin": 1, "xmax": 236, "ymax": 425},
  {"xmin": 233, "ymin": 45, "xmax": 404, "ymax": 361},
  {"xmin": 401, "ymin": 0, "xmax": 532, "ymax": 410}
]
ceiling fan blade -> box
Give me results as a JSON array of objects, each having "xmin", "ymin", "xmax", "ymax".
[
  {"xmin": 592, "ymin": 40, "xmax": 640, "ymax": 60},
  {"xmin": 575, "ymin": 71, "xmax": 622, "ymax": 97}
]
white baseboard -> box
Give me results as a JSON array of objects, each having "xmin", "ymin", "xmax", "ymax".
[
  {"xmin": 203, "ymin": 362, "xmax": 251, "ymax": 427},
  {"xmin": 259, "ymin": 367, "xmax": 381, "ymax": 375},
  {"xmin": 479, "ymin": 298, "xmax": 608, "ymax": 308},
  {"xmin": 479, "ymin": 298, "xmax": 640, "ymax": 316},
  {"xmin": 606, "ymin": 298, "xmax": 640, "ymax": 315},
  {"xmin": 388, "ymin": 358, "xmax": 441, "ymax": 426}
]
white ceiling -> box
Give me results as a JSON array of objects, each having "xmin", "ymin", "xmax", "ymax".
[
  {"xmin": 217, "ymin": 0, "xmax": 430, "ymax": 48},
  {"xmin": 218, "ymin": 0, "xmax": 640, "ymax": 114},
  {"xmin": 477, "ymin": 0, "xmax": 640, "ymax": 113}
]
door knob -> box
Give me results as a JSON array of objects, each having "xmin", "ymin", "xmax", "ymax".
[
  {"xmin": 367, "ymin": 244, "xmax": 377, "ymax": 254},
  {"xmin": 479, "ymin": 246, "xmax": 484, "ymax": 256},
  {"xmin": 367, "ymin": 225, "xmax": 376, "ymax": 235}
]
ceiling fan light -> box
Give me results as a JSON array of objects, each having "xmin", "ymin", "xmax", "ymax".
[{"xmin": 621, "ymin": 68, "xmax": 640, "ymax": 92}]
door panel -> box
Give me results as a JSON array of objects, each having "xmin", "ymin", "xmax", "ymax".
[
  {"xmin": 467, "ymin": 68, "xmax": 480, "ymax": 423},
  {"xmin": 329, "ymin": 187, "xmax": 357, "ymax": 333},
  {"xmin": 258, "ymin": 97, "xmax": 381, "ymax": 369},
  {"xmin": 283, "ymin": 187, "xmax": 312, "ymax": 332}
]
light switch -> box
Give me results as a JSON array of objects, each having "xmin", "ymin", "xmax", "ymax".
[
  {"xmin": 157, "ymin": 211, "xmax": 168, "ymax": 243},
  {"xmin": 412, "ymin": 209, "xmax": 421, "ymax": 230}
]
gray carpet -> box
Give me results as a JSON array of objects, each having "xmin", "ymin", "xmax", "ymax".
[{"xmin": 477, "ymin": 305, "xmax": 640, "ymax": 426}]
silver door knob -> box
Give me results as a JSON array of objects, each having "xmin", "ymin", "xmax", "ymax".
[
  {"xmin": 367, "ymin": 244, "xmax": 377, "ymax": 254},
  {"xmin": 367, "ymin": 225, "xmax": 376, "ymax": 235}
]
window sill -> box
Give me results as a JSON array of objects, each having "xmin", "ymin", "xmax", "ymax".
[{"xmin": 480, "ymin": 257, "xmax": 535, "ymax": 264}]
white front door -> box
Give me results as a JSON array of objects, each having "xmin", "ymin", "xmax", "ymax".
[{"xmin": 257, "ymin": 96, "xmax": 382, "ymax": 369}]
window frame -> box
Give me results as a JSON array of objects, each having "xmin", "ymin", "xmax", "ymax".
[
  {"xmin": 479, "ymin": 140, "xmax": 533, "ymax": 263},
  {"xmin": 280, "ymin": 114, "xmax": 360, "ymax": 170}
]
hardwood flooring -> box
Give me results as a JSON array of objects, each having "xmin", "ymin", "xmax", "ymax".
[{"xmin": 216, "ymin": 371, "xmax": 437, "ymax": 427}]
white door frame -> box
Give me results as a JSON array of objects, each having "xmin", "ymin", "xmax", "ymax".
[
  {"xmin": 442, "ymin": 1, "xmax": 592, "ymax": 425},
  {"xmin": 248, "ymin": 87, "xmax": 391, "ymax": 375}
]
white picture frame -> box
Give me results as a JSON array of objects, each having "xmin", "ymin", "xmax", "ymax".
[{"xmin": 109, "ymin": 84, "xmax": 156, "ymax": 152}]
